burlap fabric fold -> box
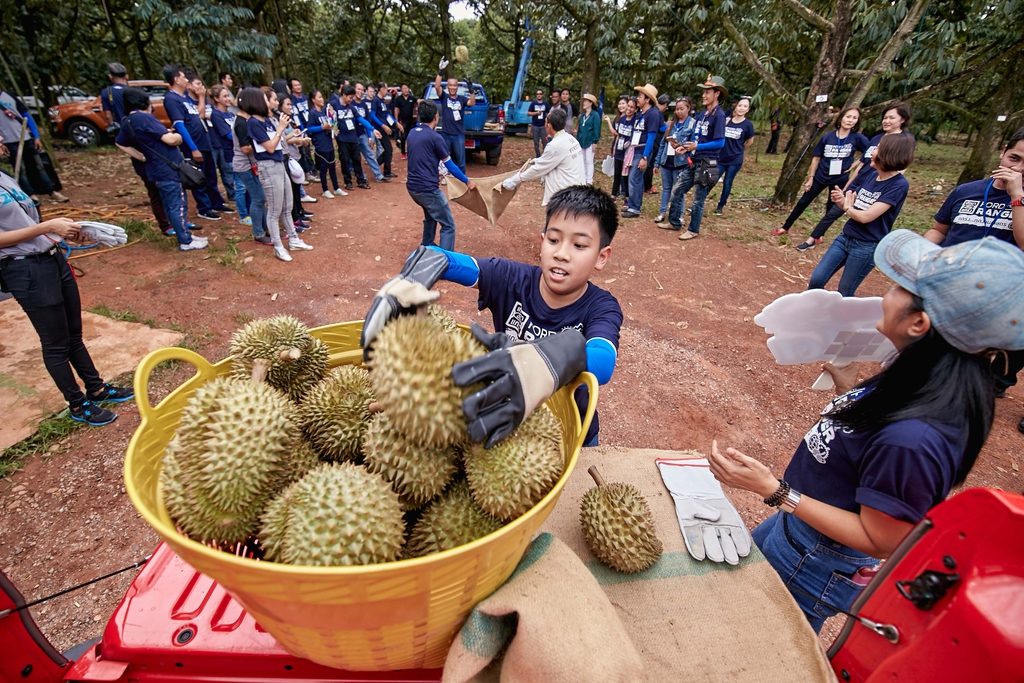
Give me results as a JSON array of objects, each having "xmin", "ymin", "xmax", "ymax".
[{"xmin": 446, "ymin": 165, "xmax": 526, "ymax": 226}]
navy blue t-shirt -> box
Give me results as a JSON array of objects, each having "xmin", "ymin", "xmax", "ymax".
[
  {"xmin": 439, "ymin": 94, "xmax": 469, "ymax": 136},
  {"xmin": 784, "ymin": 386, "xmax": 965, "ymax": 523},
  {"xmin": 613, "ymin": 115, "xmax": 635, "ymax": 160},
  {"xmin": 935, "ymin": 179, "xmax": 1017, "ymax": 247},
  {"xmin": 693, "ymin": 106, "xmax": 726, "ymax": 161},
  {"xmin": 117, "ymin": 111, "xmax": 183, "ymax": 183},
  {"xmin": 351, "ymin": 98, "xmax": 372, "ymax": 134},
  {"xmin": 334, "ymin": 102, "xmax": 362, "ymax": 143},
  {"xmin": 163, "ymin": 89, "xmax": 211, "ymax": 151},
  {"xmin": 372, "ymin": 96, "xmax": 396, "ymax": 129},
  {"xmin": 840, "ymin": 167, "xmax": 910, "ymax": 243},
  {"xmin": 210, "ymin": 109, "xmax": 235, "ymax": 152},
  {"xmin": 100, "ymin": 84, "xmax": 126, "ymax": 124},
  {"xmin": 813, "ymin": 130, "xmax": 869, "ymax": 184},
  {"xmin": 247, "ymin": 116, "xmax": 284, "ymax": 162},
  {"xmin": 477, "ymin": 258, "xmax": 623, "ymax": 445},
  {"xmin": 289, "ymin": 94, "xmax": 310, "ymax": 127},
  {"xmin": 406, "ymin": 124, "xmax": 450, "ymax": 194},
  {"xmin": 719, "ymin": 117, "xmax": 756, "ymax": 165},
  {"xmin": 528, "ymin": 100, "xmax": 548, "ymax": 127},
  {"xmin": 634, "ymin": 106, "xmax": 664, "ymax": 160},
  {"xmin": 307, "ymin": 106, "xmax": 335, "ymax": 153}
]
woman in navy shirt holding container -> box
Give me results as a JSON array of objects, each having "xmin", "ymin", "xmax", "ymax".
[
  {"xmin": 713, "ymin": 96, "xmax": 756, "ymax": 216},
  {"xmin": 806, "ymin": 134, "xmax": 915, "ymax": 296},
  {"xmin": 773, "ymin": 107, "xmax": 868, "ymax": 247}
]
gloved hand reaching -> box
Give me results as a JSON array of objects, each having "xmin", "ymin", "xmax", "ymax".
[
  {"xmin": 438, "ymin": 57, "xmax": 450, "ymax": 71},
  {"xmin": 78, "ymin": 221, "xmax": 128, "ymax": 247},
  {"xmin": 501, "ymin": 174, "xmax": 520, "ymax": 191},
  {"xmin": 452, "ymin": 324, "xmax": 586, "ymax": 448},
  {"xmin": 361, "ymin": 246, "xmax": 447, "ymax": 359},
  {"xmin": 657, "ymin": 457, "xmax": 752, "ymax": 565}
]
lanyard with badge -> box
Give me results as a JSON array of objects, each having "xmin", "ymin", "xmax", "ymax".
[{"xmin": 829, "ymin": 132, "xmax": 848, "ymax": 176}]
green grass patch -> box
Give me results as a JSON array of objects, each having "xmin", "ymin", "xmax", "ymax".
[
  {"xmin": 214, "ymin": 236, "xmax": 244, "ymax": 268},
  {"xmin": 0, "ymin": 412, "xmax": 82, "ymax": 478}
]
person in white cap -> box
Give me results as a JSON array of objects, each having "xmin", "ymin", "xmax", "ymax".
[
  {"xmin": 502, "ymin": 108, "xmax": 584, "ymax": 206},
  {"xmin": 707, "ymin": 229, "xmax": 1024, "ymax": 632},
  {"xmin": 575, "ymin": 93, "xmax": 602, "ymax": 184}
]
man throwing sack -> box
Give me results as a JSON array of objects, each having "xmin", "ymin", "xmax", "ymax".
[{"xmin": 501, "ymin": 108, "xmax": 584, "ymax": 206}]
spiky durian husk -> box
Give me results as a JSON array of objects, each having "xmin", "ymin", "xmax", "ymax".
[
  {"xmin": 298, "ymin": 366, "xmax": 374, "ymax": 461},
  {"xmin": 580, "ymin": 482, "xmax": 663, "ymax": 573},
  {"xmin": 463, "ymin": 405, "xmax": 564, "ymax": 521},
  {"xmin": 405, "ymin": 481, "xmax": 502, "ymax": 557},
  {"xmin": 260, "ymin": 462, "xmax": 405, "ymax": 566},
  {"xmin": 229, "ymin": 316, "xmax": 328, "ymax": 402},
  {"xmin": 363, "ymin": 413, "xmax": 459, "ymax": 506},
  {"xmin": 427, "ymin": 304, "xmax": 459, "ymax": 334}
]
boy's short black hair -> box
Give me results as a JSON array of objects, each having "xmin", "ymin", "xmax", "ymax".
[
  {"xmin": 544, "ymin": 185, "xmax": 618, "ymax": 248},
  {"xmin": 122, "ymin": 87, "xmax": 150, "ymax": 114},
  {"xmin": 873, "ymin": 133, "xmax": 915, "ymax": 173},
  {"xmin": 418, "ymin": 99, "xmax": 438, "ymax": 123},
  {"xmin": 547, "ymin": 108, "xmax": 567, "ymax": 132},
  {"xmin": 218, "ymin": 71, "xmax": 231, "ymax": 82}
]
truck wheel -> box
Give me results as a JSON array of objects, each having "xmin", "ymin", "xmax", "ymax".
[
  {"xmin": 485, "ymin": 145, "xmax": 502, "ymax": 166},
  {"xmin": 68, "ymin": 119, "xmax": 101, "ymax": 147}
]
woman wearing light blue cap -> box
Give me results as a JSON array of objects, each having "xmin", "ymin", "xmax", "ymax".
[{"xmin": 706, "ymin": 230, "xmax": 1024, "ymax": 631}]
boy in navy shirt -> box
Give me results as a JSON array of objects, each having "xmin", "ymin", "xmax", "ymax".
[
  {"xmin": 433, "ymin": 61, "xmax": 476, "ymax": 173},
  {"xmin": 99, "ymin": 62, "xmax": 128, "ymax": 131},
  {"xmin": 352, "ymin": 82, "xmax": 386, "ymax": 183},
  {"xmin": 362, "ymin": 185, "xmax": 623, "ymax": 448}
]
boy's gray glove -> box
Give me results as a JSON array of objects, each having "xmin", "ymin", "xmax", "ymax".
[
  {"xmin": 360, "ymin": 246, "xmax": 446, "ymax": 359},
  {"xmin": 657, "ymin": 458, "xmax": 752, "ymax": 566},
  {"xmin": 452, "ymin": 324, "xmax": 586, "ymax": 448},
  {"xmin": 78, "ymin": 221, "xmax": 128, "ymax": 247}
]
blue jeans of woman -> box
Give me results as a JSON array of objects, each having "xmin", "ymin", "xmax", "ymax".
[
  {"xmin": 716, "ymin": 161, "xmax": 742, "ymax": 211},
  {"xmin": 153, "ymin": 180, "xmax": 193, "ymax": 245},
  {"xmin": 233, "ymin": 169, "xmax": 266, "ymax": 239},
  {"xmin": 807, "ymin": 233, "xmax": 878, "ymax": 296},
  {"xmin": 409, "ymin": 188, "xmax": 456, "ymax": 250},
  {"xmin": 659, "ymin": 165, "xmax": 681, "ymax": 214},
  {"xmin": 753, "ymin": 512, "xmax": 876, "ymax": 632}
]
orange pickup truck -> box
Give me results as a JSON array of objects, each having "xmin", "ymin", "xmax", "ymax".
[{"xmin": 48, "ymin": 80, "xmax": 172, "ymax": 147}]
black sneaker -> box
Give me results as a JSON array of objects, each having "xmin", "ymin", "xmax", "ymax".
[
  {"xmin": 69, "ymin": 400, "xmax": 117, "ymax": 426},
  {"xmin": 357, "ymin": 182, "xmax": 371, "ymax": 190},
  {"xmin": 254, "ymin": 235, "xmax": 274, "ymax": 246},
  {"xmin": 378, "ymin": 176, "xmax": 391, "ymax": 183},
  {"xmin": 198, "ymin": 210, "xmax": 222, "ymax": 221},
  {"xmin": 344, "ymin": 184, "xmax": 354, "ymax": 191},
  {"xmin": 384, "ymin": 172, "xmax": 397, "ymax": 179},
  {"xmin": 87, "ymin": 383, "xmax": 135, "ymax": 404}
]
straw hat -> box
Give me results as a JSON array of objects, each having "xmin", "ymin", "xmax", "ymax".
[
  {"xmin": 633, "ymin": 83, "xmax": 658, "ymax": 102},
  {"xmin": 697, "ymin": 74, "xmax": 728, "ymax": 98},
  {"xmin": 582, "ymin": 93, "xmax": 599, "ymax": 106}
]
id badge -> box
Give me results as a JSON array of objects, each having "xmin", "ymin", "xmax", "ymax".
[
  {"xmin": 829, "ymin": 159, "xmax": 843, "ymax": 175},
  {"xmin": 630, "ymin": 130, "xmax": 641, "ymax": 146},
  {"xmin": 386, "ymin": 114, "xmax": 395, "ymax": 125},
  {"xmin": 345, "ymin": 119, "xmax": 355, "ymax": 131},
  {"xmin": 453, "ymin": 110, "xmax": 462, "ymax": 121},
  {"xmin": 666, "ymin": 143, "xmax": 676, "ymax": 157},
  {"xmin": 617, "ymin": 137, "xmax": 627, "ymax": 150}
]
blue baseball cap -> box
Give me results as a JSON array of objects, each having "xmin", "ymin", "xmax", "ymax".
[{"xmin": 874, "ymin": 229, "xmax": 1024, "ymax": 353}]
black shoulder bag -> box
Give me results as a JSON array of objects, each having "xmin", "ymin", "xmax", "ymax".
[{"xmin": 124, "ymin": 115, "xmax": 206, "ymax": 190}]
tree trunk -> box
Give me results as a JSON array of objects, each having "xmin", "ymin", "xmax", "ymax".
[
  {"xmin": 438, "ymin": 0, "xmax": 453, "ymax": 78},
  {"xmin": 98, "ymin": 0, "xmax": 131, "ymax": 69},
  {"xmin": 580, "ymin": 20, "xmax": 599, "ymax": 95},
  {"xmin": 958, "ymin": 59, "xmax": 1016, "ymax": 185},
  {"xmin": 772, "ymin": 0, "xmax": 853, "ymax": 204}
]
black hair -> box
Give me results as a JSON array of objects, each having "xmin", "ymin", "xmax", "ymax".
[
  {"xmin": 342, "ymin": 84, "xmax": 356, "ymax": 96},
  {"xmin": 831, "ymin": 295, "xmax": 994, "ymax": 486},
  {"xmin": 544, "ymin": 185, "xmax": 618, "ymax": 248},
  {"xmin": 122, "ymin": 87, "xmax": 150, "ymax": 114},
  {"xmin": 310, "ymin": 89, "xmax": 324, "ymax": 103},
  {"xmin": 418, "ymin": 99, "xmax": 438, "ymax": 123},
  {"xmin": 885, "ymin": 102, "xmax": 911, "ymax": 130},
  {"xmin": 183, "ymin": 68, "xmax": 199, "ymax": 83},
  {"xmin": 873, "ymin": 133, "xmax": 915, "ymax": 172},
  {"xmin": 1005, "ymin": 127, "xmax": 1024, "ymax": 150},
  {"xmin": 238, "ymin": 87, "xmax": 269, "ymax": 117},
  {"xmin": 547, "ymin": 107, "xmax": 567, "ymax": 131},
  {"xmin": 287, "ymin": 77, "xmax": 300, "ymax": 89},
  {"xmin": 218, "ymin": 72, "xmax": 231, "ymax": 82},
  {"xmin": 834, "ymin": 106, "xmax": 862, "ymax": 132},
  {"xmin": 162, "ymin": 64, "xmax": 183, "ymax": 86}
]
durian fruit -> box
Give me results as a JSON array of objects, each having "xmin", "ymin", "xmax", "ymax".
[
  {"xmin": 370, "ymin": 315, "xmax": 484, "ymax": 448},
  {"xmin": 299, "ymin": 366, "xmax": 375, "ymax": 461},
  {"xmin": 229, "ymin": 315, "xmax": 329, "ymax": 402},
  {"xmin": 463, "ymin": 405, "xmax": 564, "ymax": 521},
  {"xmin": 363, "ymin": 412, "xmax": 459, "ymax": 505},
  {"xmin": 159, "ymin": 376, "xmax": 301, "ymax": 544},
  {"xmin": 259, "ymin": 462, "xmax": 405, "ymax": 566},
  {"xmin": 427, "ymin": 304, "xmax": 458, "ymax": 334},
  {"xmin": 406, "ymin": 481, "xmax": 502, "ymax": 557},
  {"xmin": 580, "ymin": 466, "xmax": 662, "ymax": 573}
]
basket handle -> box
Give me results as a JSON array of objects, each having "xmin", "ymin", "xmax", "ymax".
[
  {"xmin": 570, "ymin": 372, "xmax": 599, "ymax": 453},
  {"xmin": 133, "ymin": 346, "xmax": 217, "ymax": 423}
]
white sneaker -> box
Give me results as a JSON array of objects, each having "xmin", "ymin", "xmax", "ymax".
[
  {"xmin": 323, "ymin": 190, "xmax": 334, "ymax": 199},
  {"xmin": 300, "ymin": 195, "xmax": 317, "ymax": 203},
  {"xmin": 335, "ymin": 187, "xmax": 349, "ymax": 196},
  {"xmin": 288, "ymin": 237, "xmax": 314, "ymax": 251},
  {"xmin": 179, "ymin": 236, "xmax": 209, "ymax": 251},
  {"xmin": 274, "ymin": 245, "xmax": 293, "ymax": 262}
]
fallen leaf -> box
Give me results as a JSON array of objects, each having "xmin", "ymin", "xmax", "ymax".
[
  {"xmin": 201, "ymin": 296, "xmax": 219, "ymax": 301},
  {"xmin": 271, "ymin": 293, "xmax": 279, "ymax": 302},
  {"xmin": 604, "ymin": 278, "xmax": 617, "ymax": 284}
]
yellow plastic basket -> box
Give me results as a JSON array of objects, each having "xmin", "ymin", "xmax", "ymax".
[{"xmin": 124, "ymin": 321, "xmax": 596, "ymax": 671}]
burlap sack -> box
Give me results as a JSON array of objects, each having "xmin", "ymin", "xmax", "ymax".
[
  {"xmin": 442, "ymin": 532, "xmax": 644, "ymax": 682},
  {"xmin": 447, "ymin": 170, "xmax": 520, "ymax": 226},
  {"xmin": 540, "ymin": 446, "xmax": 837, "ymax": 682}
]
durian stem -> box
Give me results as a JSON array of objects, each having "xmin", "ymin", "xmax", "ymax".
[
  {"xmin": 251, "ymin": 358, "xmax": 271, "ymax": 383},
  {"xmin": 588, "ymin": 466, "xmax": 606, "ymax": 487},
  {"xmin": 278, "ymin": 347, "xmax": 302, "ymax": 362},
  {"xmin": 368, "ymin": 401, "xmax": 383, "ymax": 414}
]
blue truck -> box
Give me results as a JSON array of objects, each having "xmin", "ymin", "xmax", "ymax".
[{"xmin": 422, "ymin": 81, "xmax": 505, "ymax": 165}]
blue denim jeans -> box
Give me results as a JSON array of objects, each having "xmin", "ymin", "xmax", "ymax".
[
  {"xmin": 626, "ymin": 161, "xmax": 647, "ymax": 213},
  {"xmin": 807, "ymin": 233, "xmax": 878, "ymax": 296},
  {"xmin": 716, "ymin": 161, "xmax": 742, "ymax": 210},
  {"xmin": 409, "ymin": 188, "xmax": 456, "ymax": 250},
  {"xmin": 154, "ymin": 180, "xmax": 193, "ymax": 245},
  {"xmin": 234, "ymin": 169, "xmax": 266, "ymax": 238},
  {"xmin": 442, "ymin": 133, "xmax": 467, "ymax": 173},
  {"xmin": 659, "ymin": 165, "xmax": 681, "ymax": 214},
  {"xmin": 753, "ymin": 513, "xmax": 876, "ymax": 633},
  {"xmin": 667, "ymin": 165, "xmax": 714, "ymax": 233},
  {"xmin": 211, "ymin": 147, "xmax": 236, "ymax": 197},
  {"xmin": 358, "ymin": 135, "xmax": 383, "ymax": 180}
]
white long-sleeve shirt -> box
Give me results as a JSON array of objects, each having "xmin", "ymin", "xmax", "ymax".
[{"xmin": 515, "ymin": 130, "xmax": 585, "ymax": 205}]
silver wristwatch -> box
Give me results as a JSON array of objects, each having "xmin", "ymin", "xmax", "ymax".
[{"xmin": 780, "ymin": 488, "xmax": 802, "ymax": 514}]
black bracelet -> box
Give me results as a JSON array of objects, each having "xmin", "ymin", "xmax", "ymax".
[{"xmin": 763, "ymin": 479, "xmax": 790, "ymax": 507}]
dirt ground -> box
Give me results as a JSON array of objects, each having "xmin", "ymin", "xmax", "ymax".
[{"xmin": 1, "ymin": 136, "xmax": 1021, "ymax": 655}]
